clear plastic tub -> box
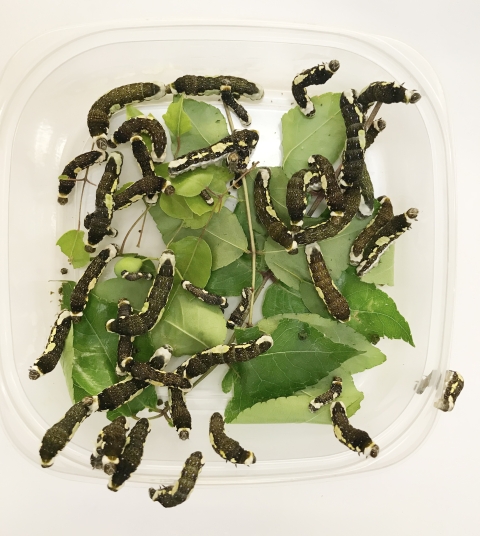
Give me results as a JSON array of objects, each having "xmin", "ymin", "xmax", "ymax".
[{"xmin": 0, "ymin": 22, "xmax": 454, "ymax": 484}]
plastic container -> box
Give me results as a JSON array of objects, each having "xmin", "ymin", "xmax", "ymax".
[{"xmin": 0, "ymin": 21, "xmax": 454, "ymax": 485}]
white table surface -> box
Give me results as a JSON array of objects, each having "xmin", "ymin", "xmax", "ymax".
[{"xmin": 1, "ymin": 2, "xmax": 479, "ymax": 535}]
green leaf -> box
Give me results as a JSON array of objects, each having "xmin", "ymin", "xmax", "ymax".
[
  {"xmin": 159, "ymin": 192, "xmax": 194, "ymax": 220},
  {"xmin": 234, "ymin": 325, "xmax": 262, "ymax": 343},
  {"xmin": 162, "ymin": 94, "xmax": 192, "ymax": 141},
  {"xmin": 299, "ymin": 281, "xmax": 330, "ymax": 318},
  {"xmin": 264, "ymin": 238, "xmax": 310, "ymax": 290},
  {"xmin": 201, "ymin": 208, "xmax": 248, "ymax": 271},
  {"xmin": 262, "ymin": 282, "xmax": 309, "ymax": 317},
  {"xmin": 234, "ymin": 170, "xmax": 267, "ymax": 249},
  {"xmin": 155, "ymin": 163, "xmax": 219, "ymax": 198},
  {"xmin": 222, "ymin": 368, "xmax": 235, "ymax": 394},
  {"xmin": 205, "ymin": 254, "xmax": 262, "ymax": 296},
  {"xmin": 56, "ymin": 230, "xmax": 90, "ymax": 269},
  {"xmin": 151, "ymin": 286, "xmax": 227, "ymax": 357},
  {"xmin": 185, "ymin": 195, "xmax": 214, "ymax": 216},
  {"xmin": 230, "ymin": 372, "xmax": 363, "ymax": 424},
  {"xmin": 170, "ymin": 236, "xmax": 212, "ymax": 288},
  {"xmin": 168, "ymin": 98, "xmax": 229, "ymax": 157},
  {"xmin": 94, "ymin": 278, "xmax": 152, "ymax": 311},
  {"xmin": 337, "ymin": 268, "xmax": 414, "ymax": 346},
  {"xmin": 117, "ymin": 181, "xmax": 134, "ymax": 194},
  {"xmin": 149, "ymin": 204, "xmax": 185, "ymax": 244},
  {"xmin": 282, "ymin": 92, "xmax": 346, "ymax": 177},
  {"xmin": 223, "ymin": 318, "xmax": 360, "ymax": 422},
  {"xmin": 258, "ymin": 313, "xmax": 386, "ymax": 375},
  {"xmin": 360, "ymin": 245, "xmax": 395, "ymax": 286},
  {"xmin": 59, "ymin": 325, "xmax": 75, "ymax": 402}
]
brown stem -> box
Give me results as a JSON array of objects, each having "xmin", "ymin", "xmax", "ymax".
[
  {"xmin": 136, "ymin": 203, "xmax": 150, "ymax": 248},
  {"xmin": 119, "ymin": 206, "xmax": 149, "ymax": 255}
]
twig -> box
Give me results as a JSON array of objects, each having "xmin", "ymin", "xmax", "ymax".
[
  {"xmin": 119, "ymin": 206, "xmax": 149, "ymax": 254},
  {"xmin": 76, "ymin": 142, "xmax": 95, "ymax": 231},
  {"xmin": 223, "ymin": 101, "xmax": 235, "ymax": 134},
  {"xmin": 364, "ymin": 101, "xmax": 383, "ymax": 131},
  {"xmin": 242, "ymin": 175, "xmax": 256, "ymax": 326},
  {"xmin": 306, "ymin": 191, "xmax": 326, "ymax": 218},
  {"xmin": 136, "ymin": 201, "xmax": 151, "ymax": 248}
]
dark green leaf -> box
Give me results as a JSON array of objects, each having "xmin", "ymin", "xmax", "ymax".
[
  {"xmin": 224, "ymin": 318, "xmax": 360, "ymax": 422},
  {"xmin": 268, "ymin": 166, "xmax": 292, "ymax": 225},
  {"xmin": 337, "ymin": 268, "xmax": 414, "ymax": 346},
  {"xmin": 234, "ymin": 325, "xmax": 262, "ymax": 343},
  {"xmin": 230, "ymin": 372, "xmax": 363, "ymax": 424},
  {"xmin": 262, "ymin": 282, "xmax": 309, "ymax": 317},
  {"xmin": 205, "ymin": 254, "xmax": 262, "ymax": 296},
  {"xmin": 56, "ymin": 230, "xmax": 90, "ymax": 269},
  {"xmin": 282, "ymin": 92, "xmax": 346, "ymax": 176}
]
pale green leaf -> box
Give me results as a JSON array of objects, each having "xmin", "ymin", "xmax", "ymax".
[
  {"xmin": 264, "ymin": 237, "xmax": 310, "ymax": 290},
  {"xmin": 159, "ymin": 192, "xmax": 194, "ymax": 220},
  {"xmin": 170, "ymin": 236, "xmax": 212, "ymax": 288},
  {"xmin": 56, "ymin": 230, "xmax": 90, "ymax": 269},
  {"xmin": 162, "ymin": 94, "xmax": 192, "ymax": 139}
]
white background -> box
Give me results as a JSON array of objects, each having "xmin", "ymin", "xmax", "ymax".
[{"xmin": 0, "ymin": 1, "xmax": 479, "ymax": 535}]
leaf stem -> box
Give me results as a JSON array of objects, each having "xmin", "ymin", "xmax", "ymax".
[
  {"xmin": 364, "ymin": 102, "xmax": 383, "ymax": 131},
  {"xmin": 136, "ymin": 201, "xmax": 151, "ymax": 248},
  {"xmin": 223, "ymin": 101, "xmax": 235, "ymax": 134},
  {"xmin": 241, "ymin": 176, "xmax": 257, "ymax": 326},
  {"xmin": 77, "ymin": 142, "xmax": 95, "ymax": 231}
]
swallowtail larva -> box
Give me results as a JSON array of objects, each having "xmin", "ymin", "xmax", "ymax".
[
  {"xmin": 209, "ymin": 412, "xmax": 256, "ymax": 465},
  {"xmin": 309, "ymin": 377, "xmax": 343, "ymax": 412},
  {"xmin": 90, "ymin": 416, "xmax": 129, "ymax": 475},
  {"xmin": 357, "ymin": 81, "xmax": 421, "ymax": 112},
  {"xmin": 170, "ymin": 388, "xmax": 192, "ymax": 440},
  {"xmin": 182, "ymin": 280, "xmax": 228, "ymax": 310},
  {"xmin": 226, "ymin": 287, "xmax": 252, "ymax": 329},
  {"xmin": 434, "ymin": 370, "xmax": 464, "ymax": 412},
  {"xmin": 58, "ymin": 150, "xmax": 106, "ymax": 205}
]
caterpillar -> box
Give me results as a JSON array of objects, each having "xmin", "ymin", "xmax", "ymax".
[
  {"xmin": 149, "ymin": 451, "xmax": 204, "ymax": 508},
  {"xmin": 209, "ymin": 412, "xmax": 256, "ymax": 465},
  {"xmin": 254, "ymin": 168, "xmax": 298, "ymax": 254},
  {"xmin": 226, "ymin": 146, "xmax": 253, "ymax": 189},
  {"xmin": 434, "ymin": 370, "xmax": 465, "ymax": 412},
  {"xmin": 112, "ymin": 175, "xmax": 175, "ymax": 211},
  {"xmin": 168, "ymin": 129, "xmax": 259, "ymax": 176},
  {"xmin": 169, "ymin": 388, "xmax": 192, "ymax": 441},
  {"xmin": 285, "ymin": 169, "xmax": 313, "ymax": 233},
  {"xmin": 305, "ymin": 243, "xmax": 350, "ymax": 322},
  {"xmin": 357, "ymin": 81, "xmax": 421, "ymax": 112},
  {"xmin": 307, "ymin": 154, "xmax": 345, "ymax": 216},
  {"xmin": 84, "ymin": 152, "xmax": 123, "ymax": 253},
  {"xmin": 295, "ymin": 183, "xmax": 361, "ymax": 245},
  {"xmin": 121, "ymin": 270, "xmax": 152, "ymax": 281},
  {"xmin": 90, "ymin": 416, "xmax": 129, "ymax": 475},
  {"xmin": 29, "ymin": 310, "xmax": 72, "ymax": 380},
  {"xmin": 106, "ymin": 250, "xmax": 175, "ymax": 336},
  {"xmin": 112, "ymin": 115, "xmax": 167, "ymax": 162},
  {"xmin": 181, "ymin": 280, "xmax": 228, "ymax": 310},
  {"xmin": 226, "ymin": 287, "xmax": 252, "ymax": 329},
  {"xmin": 350, "ymin": 196, "xmax": 394, "ymax": 266},
  {"xmin": 175, "ymin": 335, "xmax": 273, "ymax": 381},
  {"xmin": 356, "ymin": 208, "xmax": 418, "ymax": 276},
  {"xmin": 108, "ymin": 418, "xmax": 150, "ymax": 491},
  {"xmin": 114, "ymin": 299, "xmax": 135, "ymax": 376},
  {"xmin": 365, "ymin": 118, "xmax": 386, "ymax": 150},
  {"xmin": 292, "ymin": 60, "xmax": 340, "ymax": 117},
  {"xmin": 87, "ymin": 82, "xmax": 166, "ymax": 149},
  {"xmin": 220, "ymin": 84, "xmax": 251, "ymax": 126},
  {"xmin": 69, "ymin": 244, "xmax": 118, "ymax": 321},
  {"xmin": 118, "ymin": 343, "xmax": 173, "ymax": 379},
  {"xmin": 338, "ymin": 89, "xmax": 366, "ymax": 188},
  {"xmin": 58, "ymin": 150, "xmax": 106, "ymax": 204},
  {"xmin": 330, "ymin": 401, "xmax": 379, "ymax": 457},
  {"xmin": 39, "ymin": 396, "xmax": 97, "ymax": 467},
  {"xmin": 309, "ymin": 377, "xmax": 343, "ymax": 412},
  {"xmin": 128, "ymin": 361, "xmax": 192, "ymax": 391}
]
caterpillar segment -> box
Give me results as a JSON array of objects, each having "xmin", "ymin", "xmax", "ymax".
[
  {"xmin": 307, "ymin": 155, "xmax": 345, "ymax": 216},
  {"xmin": 291, "ymin": 60, "xmax": 340, "ymax": 117},
  {"xmin": 434, "ymin": 370, "xmax": 465, "ymax": 412},
  {"xmin": 305, "ymin": 243, "xmax": 350, "ymax": 322},
  {"xmin": 108, "ymin": 418, "xmax": 150, "ymax": 491},
  {"xmin": 309, "ymin": 377, "xmax": 343, "ymax": 412},
  {"xmin": 199, "ymin": 189, "xmax": 215, "ymax": 206},
  {"xmin": 84, "ymin": 152, "xmax": 123, "ymax": 252},
  {"xmin": 87, "ymin": 82, "xmax": 167, "ymax": 149},
  {"xmin": 227, "ymin": 146, "xmax": 252, "ymax": 189},
  {"xmin": 338, "ymin": 89, "xmax": 366, "ymax": 188},
  {"xmin": 220, "ymin": 83, "xmax": 251, "ymax": 126},
  {"xmin": 226, "ymin": 287, "xmax": 253, "ymax": 329},
  {"xmin": 331, "ymin": 401, "xmax": 379, "ymax": 457},
  {"xmin": 114, "ymin": 299, "xmax": 135, "ymax": 376},
  {"xmin": 168, "ymin": 129, "xmax": 259, "ymax": 177},
  {"xmin": 112, "ymin": 115, "xmax": 167, "ymax": 162},
  {"xmin": 105, "ymin": 250, "xmax": 175, "ymax": 336},
  {"xmin": 121, "ymin": 270, "xmax": 153, "ymax": 281},
  {"xmin": 29, "ymin": 310, "xmax": 72, "ymax": 380},
  {"xmin": 181, "ymin": 280, "xmax": 228, "ymax": 311},
  {"xmin": 365, "ymin": 118, "xmax": 386, "ymax": 150},
  {"xmin": 149, "ymin": 451, "xmax": 204, "ymax": 508},
  {"xmin": 129, "ymin": 362, "xmax": 192, "ymax": 391},
  {"xmin": 58, "ymin": 150, "xmax": 107, "ymax": 205},
  {"xmin": 39, "ymin": 396, "xmax": 97, "ymax": 467},
  {"xmin": 90, "ymin": 416, "xmax": 129, "ymax": 475},
  {"xmin": 69, "ymin": 244, "xmax": 119, "ymax": 321},
  {"xmin": 295, "ymin": 183, "xmax": 361, "ymax": 245},
  {"xmin": 130, "ymin": 136, "xmax": 156, "ymax": 177},
  {"xmin": 148, "ymin": 345, "xmax": 173, "ymax": 371},
  {"xmin": 169, "ymin": 388, "xmax": 192, "ymax": 440},
  {"xmin": 356, "ymin": 208, "xmax": 418, "ymax": 276},
  {"xmin": 175, "ymin": 335, "xmax": 273, "ymax": 381},
  {"xmin": 253, "ymin": 168, "xmax": 298, "ymax": 254},
  {"xmin": 357, "ymin": 81, "xmax": 421, "ymax": 112},
  {"xmin": 113, "ymin": 175, "xmax": 174, "ymax": 211},
  {"xmin": 286, "ymin": 169, "xmax": 311, "ymax": 233},
  {"xmin": 209, "ymin": 412, "xmax": 256, "ymax": 465},
  {"xmin": 169, "ymin": 75, "xmax": 263, "ymax": 100},
  {"xmin": 350, "ymin": 196, "xmax": 394, "ymax": 266}
]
